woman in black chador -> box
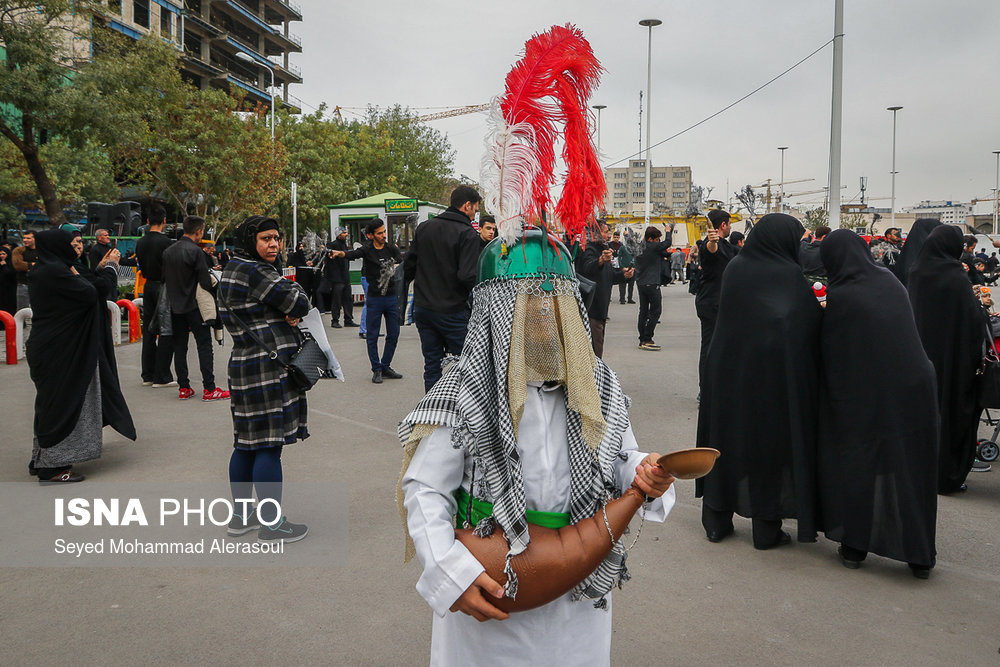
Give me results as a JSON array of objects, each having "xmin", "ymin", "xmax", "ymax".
[
  {"xmin": 892, "ymin": 218, "xmax": 940, "ymax": 286},
  {"xmin": 696, "ymin": 213, "xmax": 823, "ymax": 549},
  {"xmin": 907, "ymin": 224, "xmax": 985, "ymax": 494},
  {"xmin": 818, "ymin": 230, "xmax": 938, "ymax": 578}
]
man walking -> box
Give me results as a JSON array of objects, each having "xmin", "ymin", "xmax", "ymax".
[
  {"xmin": 134, "ymin": 205, "xmax": 175, "ymax": 387},
  {"xmin": 162, "ymin": 215, "xmax": 229, "ymax": 401},
  {"xmin": 11, "ymin": 230, "xmax": 37, "ymax": 310},
  {"xmin": 635, "ymin": 225, "xmax": 672, "ymax": 350},
  {"xmin": 332, "ymin": 219, "xmax": 404, "ymax": 384},
  {"xmin": 325, "ymin": 227, "xmax": 357, "ymax": 328},
  {"xmin": 403, "ymin": 185, "xmax": 482, "ymax": 392},
  {"xmin": 577, "ymin": 225, "xmax": 633, "ymax": 358},
  {"xmin": 695, "ymin": 210, "xmax": 737, "ymax": 388},
  {"xmin": 670, "ymin": 248, "xmax": 686, "ymax": 284}
]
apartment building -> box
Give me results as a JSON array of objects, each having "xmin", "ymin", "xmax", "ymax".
[
  {"xmin": 902, "ymin": 200, "xmax": 971, "ymax": 226},
  {"xmin": 603, "ymin": 160, "xmax": 692, "ymax": 216},
  {"xmin": 98, "ymin": 0, "xmax": 302, "ymax": 109}
]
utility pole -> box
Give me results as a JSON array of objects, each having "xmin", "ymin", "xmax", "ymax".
[{"xmin": 827, "ymin": 0, "xmax": 844, "ymax": 228}]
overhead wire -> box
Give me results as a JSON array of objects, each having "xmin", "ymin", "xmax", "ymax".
[{"xmin": 603, "ymin": 36, "xmax": 837, "ymax": 168}]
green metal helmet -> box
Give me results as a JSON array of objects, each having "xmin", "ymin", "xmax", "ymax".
[{"xmin": 477, "ymin": 228, "xmax": 576, "ymax": 287}]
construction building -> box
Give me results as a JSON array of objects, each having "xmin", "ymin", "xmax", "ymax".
[
  {"xmin": 97, "ymin": 0, "xmax": 302, "ymax": 110},
  {"xmin": 603, "ymin": 160, "xmax": 692, "ymax": 217}
]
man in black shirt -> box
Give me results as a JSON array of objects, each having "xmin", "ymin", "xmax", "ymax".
[
  {"xmin": 695, "ymin": 209, "xmax": 736, "ymax": 388},
  {"xmin": 403, "ymin": 185, "xmax": 482, "ymax": 391},
  {"xmin": 610, "ymin": 230, "xmax": 635, "ymax": 303},
  {"xmin": 334, "ymin": 218, "xmax": 404, "ymax": 384},
  {"xmin": 134, "ymin": 205, "xmax": 175, "ymax": 387},
  {"xmin": 798, "ymin": 225, "xmax": 830, "ymax": 282},
  {"xmin": 88, "ymin": 228, "xmax": 113, "ymax": 271},
  {"xmin": 635, "ymin": 225, "xmax": 673, "ymax": 350},
  {"xmin": 162, "ymin": 215, "xmax": 229, "ymax": 401},
  {"xmin": 325, "ymin": 227, "xmax": 357, "ymax": 328},
  {"xmin": 577, "ymin": 224, "xmax": 633, "ymax": 358}
]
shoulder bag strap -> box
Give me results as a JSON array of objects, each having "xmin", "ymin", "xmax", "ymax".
[{"xmin": 216, "ymin": 282, "xmax": 286, "ymax": 366}]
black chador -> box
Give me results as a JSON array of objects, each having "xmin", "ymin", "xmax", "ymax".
[
  {"xmin": 818, "ymin": 229, "xmax": 937, "ymax": 571},
  {"xmin": 696, "ymin": 214, "xmax": 823, "ymax": 548},
  {"xmin": 892, "ymin": 218, "xmax": 940, "ymax": 286},
  {"xmin": 908, "ymin": 224, "xmax": 985, "ymax": 494}
]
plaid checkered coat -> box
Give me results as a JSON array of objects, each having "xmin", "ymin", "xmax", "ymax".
[{"xmin": 219, "ymin": 256, "xmax": 311, "ymax": 450}]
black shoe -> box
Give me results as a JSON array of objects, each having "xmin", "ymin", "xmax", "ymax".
[
  {"xmin": 838, "ymin": 545, "xmax": 862, "ymax": 569},
  {"xmin": 619, "ymin": 300, "xmax": 626, "ymax": 304},
  {"xmin": 908, "ymin": 564, "xmax": 931, "ymax": 579},
  {"xmin": 28, "ymin": 461, "xmax": 37, "ymax": 477},
  {"xmin": 706, "ymin": 525, "xmax": 734, "ymax": 543},
  {"xmin": 359, "ymin": 332, "xmax": 366, "ymax": 339},
  {"xmin": 330, "ymin": 321, "xmax": 342, "ymax": 328},
  {"xmin": 372, "ymin": 370, "xmax": 383, "ymax": 384},
  {"xmin": 381, "ymin": 367, "xmax": 403, "ymax": 379},
  {"xmin": 627, "ymin": 299, "xmax": 636, "ymax": 304},
  {"xmin": 344, "ymin": 321, "xmax": 360, "ymax": 328},
  {"xmin": 754, "ymin": 531, "xmax": 792, "ymax": 550},
  {"xmin": 38, "ymin": 469, "xmax": 86, "ymax": 485}
]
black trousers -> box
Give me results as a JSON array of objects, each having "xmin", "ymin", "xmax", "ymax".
[
  {"xmin": 140, "ymin": 281, "xmax": 174, "ymax": 384},
  {"xmin": 636, "ymin": 284, "xmax": 661, "ymax": 343},
  {"xmin": 329, "ymin": 282, "xmax": 354, "ymax": 324},
  {"xmin": 702, "ymin": 504, "xmax": 784, "ymax": 549},
  {"xmin": 172, "ymin": 309, "xmax": 215, "ymax": 391},
  {"xmin": 696, "ymin": 302, "xmax": 718, "ymax": 390},
  {"xmin": 618, "ymin": 277, "xmax": 635, "ymax": 302}
]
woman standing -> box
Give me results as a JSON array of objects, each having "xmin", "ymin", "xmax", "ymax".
[
  {"xmin": 218, "ymin": 216, "xmax": 311, "ymax": 542},
  {"xmin": 696, "ymin": 213, "xmax": 823, "ymax": 549},
  {"xmin": 818, "ymin": 229, "xmax": 938, "ymax": 578},
  {"xmin": 26, "ymin": 229, "xmax": 135, "ymax": 483},
  {"xmin": 908, "ymin": 224, "xmax": 986, "ymax": 494}
]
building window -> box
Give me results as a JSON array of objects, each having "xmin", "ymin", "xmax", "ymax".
[
  {"xmin": 614, "ymin": 183, "xmax": 626, "ymax": 189},
  {"xmin": 632, "ymin": 193, "xmax": 643, "ymax": 200},
  {"xmin": 133, "ymin": 0, "xmax": 150, "ymax": 28},
  {"xmin": 632, "ymin": 182, "xmax": 644, "ymax": 189},
  {"xmin": 160, "ymin": 9, "xmax": 172, "ymax": 39},
  {"xmin": 109, "ymin": 0, "xmax": 122, "ymax": 13},
  {"xmin": 632, "ymin": 172, "xmax": 644, "ymax": 178},
  {"xmin": 614, "ymin": 193, "xmax": 626, "ymax": 199},
  {"xmin": 673, "ymin": 192, "xmax": 686, "ymax": 198},
  {"xmin": 614, "ymin": 173, "xmax": 626, "ymax": 179},
  {"xmin": 653, "ymin": 172, "xmax": 666, "ymax": 178},
  {"xmin": 673, "ymin": 171, "xmax": 687, "ymax": 178},
  {"xmin": 633, "ymin": 160, "xmax": 645, "ymax": 167}
]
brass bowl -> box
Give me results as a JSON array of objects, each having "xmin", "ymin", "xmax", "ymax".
[{"xmin": 656, "ymin": 448, "xmax": 721, "ymax": 480}]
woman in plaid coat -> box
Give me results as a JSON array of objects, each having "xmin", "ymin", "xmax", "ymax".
[{"xmin": 218, "ymin": 216, "xmax": 312, "ymax": 542}]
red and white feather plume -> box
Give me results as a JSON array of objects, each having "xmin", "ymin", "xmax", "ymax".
[{"xmin": 481, "ymin": 24, "xmax": 606, "ymax": 245}]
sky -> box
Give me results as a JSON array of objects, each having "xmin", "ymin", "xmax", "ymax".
[{"xmin": 291, "ymin": 0, "xmax": 1000, "ymax": 212}]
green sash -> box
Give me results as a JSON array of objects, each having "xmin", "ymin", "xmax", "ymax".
[{"xmin": 455, "ymin": 487, "xmax": 570, "ymax": 530}]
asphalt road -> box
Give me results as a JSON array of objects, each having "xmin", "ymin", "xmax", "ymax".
[{"xmin": 1, "ymin": 285, "xmax": 998, "ymax": 666}]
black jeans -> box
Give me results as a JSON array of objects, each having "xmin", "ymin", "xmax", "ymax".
[
  {"xmin": 636, "ymin": 284, "xmax": 661, "ymax": 343},
  {"xmin": 702, "ymin": 504, "xmax": 784, "ymax": 549},
  {"xmin": 413, "ymin": 305, "xmax": 469, "ymax": 392},
  {"xmin": 618, "ymin": 278, "xmax": 635, "ymax": 302},
  {"xmin": 329, "ymin": 282, "xmax": 354, "ymax": 324},
  {"xmin": 172, "ymin": 309, "xmax": 215, "ymax": 391},
  {"xmin": 365, "ymin": 295, "xmax": 400, "ymax": 372},
  {"xmin": 140, "ymin": 281, "xmax": 174, "ymax": 384}
]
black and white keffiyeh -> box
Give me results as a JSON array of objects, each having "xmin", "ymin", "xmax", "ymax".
[{"xmin": 399, "ymin": 276, "xmax": 634, "ymax": 606}]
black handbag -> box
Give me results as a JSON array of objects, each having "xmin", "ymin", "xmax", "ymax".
[
  {"xmin": 977, "ymin": 316, "xmax": 1000, "ymax": 408},
  {"xmin": 217, "ymin": 289, "xmax": 324, "ymax": 392}
]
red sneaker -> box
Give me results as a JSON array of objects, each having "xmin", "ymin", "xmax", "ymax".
[
  {"xmin": 203, "ymin": 387, "xmax": 230, "ymax": 402},
  {"xmin": 178, "ymin": 387, "xmax": 195, "ymax": 400}
]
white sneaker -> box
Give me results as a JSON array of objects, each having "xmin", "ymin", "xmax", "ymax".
[{"xmin": 151, "ymin": 381, "xmax": 178, "ymax": 388}]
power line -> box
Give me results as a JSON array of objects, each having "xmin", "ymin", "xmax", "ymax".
[{"xmin": 604, "ymin": 36, "xmax": 837, "ymax": 168}]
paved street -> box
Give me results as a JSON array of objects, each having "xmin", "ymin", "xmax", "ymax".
[{"xmin": 1, "ymin": 286, "xmax": 998, "ymax": 665}]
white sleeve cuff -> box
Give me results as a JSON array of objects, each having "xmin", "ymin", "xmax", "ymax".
[{"xmin": 415, "ymin": 539, "xmax": 485, "ymax": 617}]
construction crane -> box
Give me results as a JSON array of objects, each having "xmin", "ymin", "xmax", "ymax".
[
  {"xmin": 754, "ymin": 178, "xmax": 814, "ymax": 212},
  {"xmin": 417, "ymin": 104, "xmax": 489, "ymax": 122}
]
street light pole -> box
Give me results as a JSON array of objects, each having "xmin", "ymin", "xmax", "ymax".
[
  {"xmin": 778, "ymin": 146, "xmax": 788, "ymax": 214},
  {"xmin": 993, "ymin": 150, "xmax": 1000, "ymax": 235},
  {"xmin": 592, "ymin": 104, "xmax": 606, "ymax": 153},
  {"xmin": 639, "ymin": 19, "xmax": 661, "ymax": 228},
  {"xmin": 233, "ymin": 51, "xmax": 275, "ymax": 140},
  {"xmin": 887, "ymin": 106, "xmax": 903, "ymax": 229}
]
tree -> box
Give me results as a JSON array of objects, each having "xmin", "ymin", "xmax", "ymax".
[
  {"xmin": 803, "ymin": 206, "xmax": 829, "ymax": 231},
  {"xmin": 118, "ymin": 87, "xmax": 288, "ymax": 237},
  {"xmin": 0, "ymin": 3, "xmax": 185, "ymax": 224},
  {"xmin": 735, "ymin": 185, "xmax": 761, "ymax": 229}
]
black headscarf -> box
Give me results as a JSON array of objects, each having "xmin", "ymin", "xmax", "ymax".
[
  {"xmin": 234, "ymin": 216, "xmax": 280, "ymax": 263},
  {"xmin": 817, "ymin": 229, "xmax": 938, "ymax": 566},
  {"xmin": 696, "ymin": 213, "xmax": 823, "ymax": 542},
  {"xmin": 908, "ymin": 224, "xmax": 985, "ymax": 493},
  {"xmin": 893, "ymin": 218, "xmax": 941, "ymax": 285},
  {"xmin": 26, "ymin": 229, "xmax": 135, "ymax": 447}
]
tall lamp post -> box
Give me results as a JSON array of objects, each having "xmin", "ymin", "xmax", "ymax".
[
  {"xmin": 592, "ymin": 104, "xmax": 607, "ymax": 153},
  {"xmin": 639, "ymin": 19, "xmax": 661, "ymax": 228},
  {"xmin": 234, "ymin": 51, "xmax": 275, "ymax": 141},
  {"xmin": 993, "ymin": 150, "xmax": 1000, "ymax": 235},
  {"xmin": 778, "ymin": 146, "xmax": 788, "ymax": 213},
  {"xmin": 887, "ymin": 106, "xmax": 903, "ymax": 229}
]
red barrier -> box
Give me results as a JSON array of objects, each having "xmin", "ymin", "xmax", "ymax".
[
  {"xmin": 116, "ymin": 299, "xmax": 141, "ymax": 344},
  {"xmin": 0, "ymin": 311, "xmax": 15, "ymax": 365}
]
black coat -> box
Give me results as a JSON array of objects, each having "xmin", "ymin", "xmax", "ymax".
[
  {"xmin": 402, "ymin": 207, "xmax": 480, "ymax": 313},
  {"xmin": 26, "ymin": 230, "xmax": 135, "ymax": 448},
  {"xmin": 893, "ymin": 218, "xmax": 941, "ymax": 285},
  {"xmin": 576, "ymin": 245, "xmax": 625, "ymax": 321},
  {"xmin": 817, "ymin": 230, "xmax": 938, "ymax": 567},
  {"xmin": 324, "ymin": 238, "xmax": 351, "ymax": 284},
  {"xmin": 0, "ymin": 255, "xmax": 16, "ymax": 313},
  {"xmin": 696, "ymin": 214, "xmax": 823, "ymax": 542},
  {"xmin": 908, "ymin": 224, "xmax": 986, "ymax": 494}
]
